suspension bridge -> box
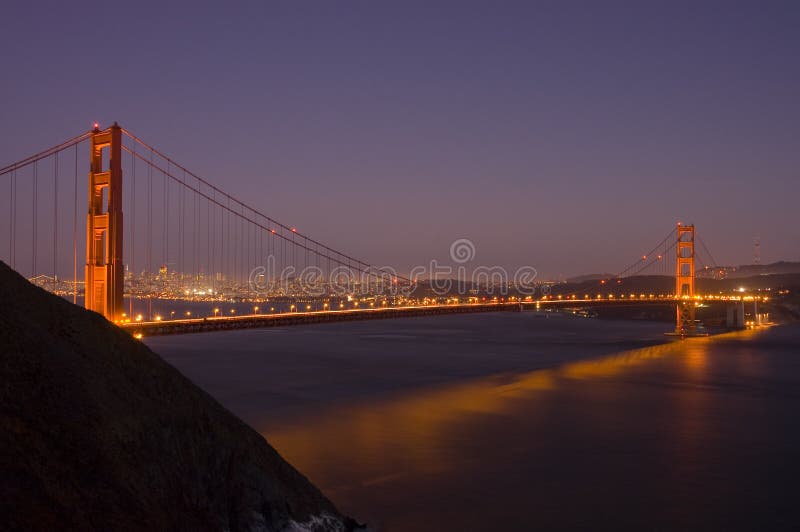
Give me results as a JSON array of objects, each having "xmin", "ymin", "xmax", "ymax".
[{"xmin": 0, "ymin": 123, "xmax": 754, "ymax": 337}]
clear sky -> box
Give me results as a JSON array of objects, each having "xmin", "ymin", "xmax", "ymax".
[{"xmin": 1, "ymin": 1, "xmax": 798, "ymax": 277}]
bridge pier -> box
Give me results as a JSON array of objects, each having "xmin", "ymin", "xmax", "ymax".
[{"xmin": 726, "ymin": 302, "xmax": 745, "ymax": 329}]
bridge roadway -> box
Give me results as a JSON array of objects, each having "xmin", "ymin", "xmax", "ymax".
[{"xmin": 121, "ymin": 298, "xmax": 687, "ymax": 337}]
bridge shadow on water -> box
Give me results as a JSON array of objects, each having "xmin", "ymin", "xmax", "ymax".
[{"xmin": 260, "ymin": 326, "xmax": 800, "ymax": 531}]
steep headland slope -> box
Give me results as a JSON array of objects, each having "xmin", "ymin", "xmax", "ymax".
[{"xmin": 0, "ymin": 261, "xmax": 356, "ymax": 531}]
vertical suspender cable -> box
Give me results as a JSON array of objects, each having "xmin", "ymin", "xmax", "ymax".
[
  {"xmin": 10, "ymin": 167, "xmax": 15, "ymax": 270},
  {"xmin": 247, "ymin": 216, "xmax": 251, "ymax": 288},
  {"xmin": 244, "ymin": 211, "xmax": 248, "ymax": 284},
  {"xmin": 234, "ymin": 205, "xmax": 238, "ymax": 283},
  {"xmin": 220, "ymin": 199, "xmax": 225, "ymax": 285},
  {"xmin": 5, "ymin": 169, "xmax": 9, "ymax": 263},
  {"xmin": 163, "ymin": 161, "xmax": 168, "ymax": 269},
  {"xmin": 192, "ymin": 179, "xmax": 196, "ymax": 279},
  {"xmin": 180, "ymin": 171, "xmax": 185, "ymax": 277},
  {"xmin": 53, "ymin": 152, "xmax": 58, "ymax": 282},
  {"xmin": 32, "ymin": 161, "xmax": 38, "ymax": 276},
  {"xmin": 205, "ymin": 193, "xmax": 211, "ymax": 287},
  {"xmin": 241, "ymin": 211, "xmax": 245, "ymax": 283},
  {"xmin": 190, "ymin": 178, "xmax": 195, "ymax": 278},
  {"xmin": 227, "ymin": 201, "xmax": 231, "ymax": 283},
  {"xmin": 73, "ymin": 144, "xmax": 78, "ymax": 304},
  {"xmin": 234, "ymin": 210, "xmax": 238, "ymax": 283},
  {"xmin": 239, "ymin": 211, "xmax": 244, "ymax": 283},
  {"xmin": 210, "ymin": 192, "xmax": 215, "ymax": 292},
  {"xmin": 241, "ymin": 209, "xmax": 245, "ymax": 283},
  {"xmin": 147, "ymin": 151, "xmax": 153, "ymax": 275},
  {"xmin": 130, "ymin": 143, "xmax": 136, "ymax": 318}
]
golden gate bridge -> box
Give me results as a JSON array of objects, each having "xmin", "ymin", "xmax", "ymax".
[{"xmin": 0, "ymin": 123, "xmax": 754, "ymax": 337}]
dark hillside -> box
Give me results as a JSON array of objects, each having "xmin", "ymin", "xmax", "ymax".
[{"xmin": 0, "ymin": 261, "xmax": 356, "ymax": 531}]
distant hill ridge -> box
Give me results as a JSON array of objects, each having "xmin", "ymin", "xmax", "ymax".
[
  {"xmin": 0, "ymin": 261, "xmax": 357, "ymax": 532},
  {"xmin": 565, "ymin": 262, "xmax": 800, "ymax": 284},
  {"xmin": 710, "ymin": 261, "xmax": 800, "ymax": 278}
]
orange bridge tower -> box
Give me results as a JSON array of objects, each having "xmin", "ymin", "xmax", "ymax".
[
  {"xmin": 85, "ymin": 123, "xmax": 124, "ymax": 321},
  {"xmin": 675, "ymin": 223, "xmax": 696, "ymax": 335}
]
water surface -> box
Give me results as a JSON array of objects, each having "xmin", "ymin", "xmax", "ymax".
[{"xmin": 147, "ymin": 315, "xmax": 800, "ymax": 530}]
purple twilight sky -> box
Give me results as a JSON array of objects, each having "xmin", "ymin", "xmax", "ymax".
[{"xmin": 1, "ymin": 1, "xmax": 798, "ymax": 278}]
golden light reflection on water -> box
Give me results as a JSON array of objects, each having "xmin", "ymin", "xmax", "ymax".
[{"xmin": 263, "ymin": 328, "xmax": 768, "ymax": 495}]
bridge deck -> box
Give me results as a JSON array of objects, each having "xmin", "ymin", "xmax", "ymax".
[
  {"xmin": 121, "ymin": 302, "xmax": 524, "ymax": 337},
  {"xmin": 118, "ymin": 297, "xmax": 727, "ymax": 337}
]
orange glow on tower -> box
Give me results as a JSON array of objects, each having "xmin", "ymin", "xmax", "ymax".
[
  {"xmin": 85, "ymin": 123, "xmax": 124, "ymax": 321},
  {"xmin": 675, "ymin": 223, "xmax": 695, "ymax": 335}
]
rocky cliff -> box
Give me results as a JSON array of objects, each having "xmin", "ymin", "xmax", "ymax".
[{"xmin": 0, "ymin": 261, "xmax": 357, "ymax": 531}]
